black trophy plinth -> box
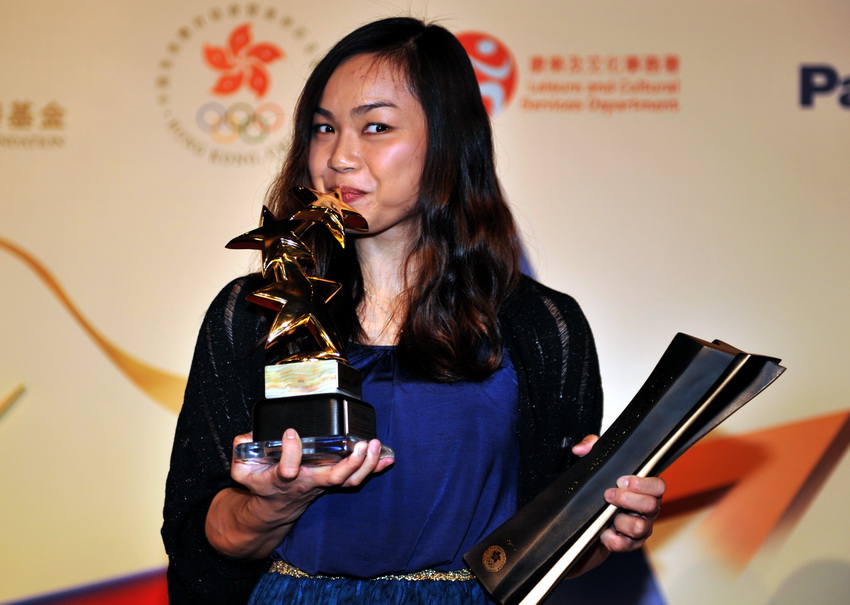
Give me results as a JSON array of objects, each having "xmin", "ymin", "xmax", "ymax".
[
  {"xmin": 234, "ymin": 359, "xmax": 393, "ymax": 465},
  {"xmin": 247, "ymin": 393, "xmax": 378, "ymax": 464}
]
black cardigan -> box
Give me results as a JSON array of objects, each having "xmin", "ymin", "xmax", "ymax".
[{"xmin": 161, "ymin": 274, "xmax": 602, "ymax": 604}]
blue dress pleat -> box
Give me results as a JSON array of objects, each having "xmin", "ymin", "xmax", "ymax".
[{"xmin": 249, "ymin": 572, "xmax": 497, "ymax": 604}]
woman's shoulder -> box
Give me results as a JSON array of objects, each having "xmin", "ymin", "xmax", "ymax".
[
  {"xmin": 198, "ymin": 273, "xmax": 268, "ymax": 342},
  {"xmin": 203, "ymin": 273, "xmax": 265, "ymax": 316},
  {"xmin": 208, "ymin": 272, "xmax": 264, "ymax": 302},
  {"xmin": 502, "ymin": 274, "xmax": 585, "ymax": 318}
]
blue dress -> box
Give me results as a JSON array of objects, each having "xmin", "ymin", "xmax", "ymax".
[{"xmin": 249, "ymin": 343, "xmax": 520, "ymax": 604}]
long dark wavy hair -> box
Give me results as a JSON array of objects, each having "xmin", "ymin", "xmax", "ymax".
[{"xmin": 266, "ymin": 17, "xmax": 521, "ymax": 382}]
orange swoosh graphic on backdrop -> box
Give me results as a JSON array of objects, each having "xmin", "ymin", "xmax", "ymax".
[
  {"xmin": 0, "ymin": 383, "xmax": 26, "ymax": 420},
  {"xmin": 0, "ymin": 237, "xmax": 185, "ymax": 414},
  {"xmin": 659, "ymin": 409, "xmax": 850, "ymax": 565}
]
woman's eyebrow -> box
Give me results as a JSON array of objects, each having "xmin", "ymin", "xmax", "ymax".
[
  {"xmin": 314, "ymin": 101, "xmax": 399, "ymax": 121},
  {"xmin": 351, "ymin": 101, "xmax": 397, "ymax": 116}
]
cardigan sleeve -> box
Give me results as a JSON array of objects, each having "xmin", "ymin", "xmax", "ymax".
[
  {"xmin": 161, "ymin": 276, "xmax": 270, "ymax": 604},
  {"xmin": 501, "ymin": 276, "xmax": 603, "ymax": 506}
]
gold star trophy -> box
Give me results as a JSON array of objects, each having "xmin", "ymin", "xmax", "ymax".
[{"xmin": 229, "ymin": 187, "xmax": 393, "ymax": 465}]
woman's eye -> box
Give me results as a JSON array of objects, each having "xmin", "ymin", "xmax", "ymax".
[
  {"xmin": 313, "ymin": 123, "xmax": 334, "ymax": 134},
  {"xmin": 364, "ymin": 123, "xmax": 390, "ymax": 134}
]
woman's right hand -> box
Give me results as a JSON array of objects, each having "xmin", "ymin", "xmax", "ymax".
[{"xmin": 205, "ymin": 428, "xmax": 394, "ymax": 559}]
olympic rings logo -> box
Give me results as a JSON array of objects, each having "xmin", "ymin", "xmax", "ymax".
[{"xmin": 195, "ymin": 102, "xmax": 285, "ymax": 144}]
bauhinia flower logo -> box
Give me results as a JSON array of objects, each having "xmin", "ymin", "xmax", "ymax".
[{"xmin": 203, "ymin": 23, "xmax": 284, "ymax": 99}]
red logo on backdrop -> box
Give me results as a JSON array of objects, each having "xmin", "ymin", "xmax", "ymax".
[
  {"xmin": 156, "ymin": 4, "xmax": 318, "ymax": 164},
  {"xmin": 457, "ymin": 32, "xmax": 517, "ymax": 116},
  {"xmin": 203, "ymin": 23, "xmax": 284, "ymax": 99}
]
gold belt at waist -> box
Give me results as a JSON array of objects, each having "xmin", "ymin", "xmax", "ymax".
[{"xmin": 269, "ymin": 560, "xmax": 475, "ymax": 582}]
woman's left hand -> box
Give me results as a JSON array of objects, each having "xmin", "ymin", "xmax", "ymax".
[{"xmin": 572, "ymin": 435, "xmax": 666, "ymax": 553}]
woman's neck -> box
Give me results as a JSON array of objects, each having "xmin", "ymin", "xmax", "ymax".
[{"xmin": 355, "ymin": 235, "xmax": 414, "ymax": 346}]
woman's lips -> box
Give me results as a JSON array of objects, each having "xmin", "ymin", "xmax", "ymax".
[{"xmin": 338, "ymin": 187, "xmax": 366, "ymax": 205}]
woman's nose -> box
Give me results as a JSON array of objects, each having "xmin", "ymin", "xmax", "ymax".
[{"xmin": 328, "ymin": 133, "xmax": 360, "ymax": 173}]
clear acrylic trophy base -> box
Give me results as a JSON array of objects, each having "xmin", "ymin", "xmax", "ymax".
[{"xmin": 235, "ymin": 435, "xmax": 395, "ymax": 466}]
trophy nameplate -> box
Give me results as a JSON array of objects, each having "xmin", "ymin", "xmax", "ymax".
[
  {"xmin": 227, "ymin": 187, "xmax": 393, "ymax": 465},
  {"xmin": 264, "ymin": 359, "xmax": 362, "ymax": 399}
]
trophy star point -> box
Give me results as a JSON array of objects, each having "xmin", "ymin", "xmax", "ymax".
[
  {"xmin": 291, "ymin": 186, "xmax": 369, "ymax": 234},
  {"xmin": 292, "ymin": 205, "xmax": 347, "ymax": 246},
  {"xmin": 309, "ymin": 277, "xmax": 343, "ymax": 304},
  {"xmin": 264, "ymin": 236, "xmax": 313, "ymax": 279},
  {"xmin": 247, "ymin": 271, "xmax": 342, "ymax": 313},
  {"xmin": 225, "ymin": 206, "xmax": 280, "ymax": 250},
  {"xmin": 227, "ymin": 207, "xmax": 316, "ymax": 279},
  {"xmin": 266, "ymin": 303, "xmax": 342, "ymax": 356}
]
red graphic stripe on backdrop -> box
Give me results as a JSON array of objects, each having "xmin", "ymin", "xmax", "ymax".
[{"xmin": 9, "ymin": 570, "xmax": 166, "ymax": 605}]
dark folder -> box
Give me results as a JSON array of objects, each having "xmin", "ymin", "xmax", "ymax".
[{"xmin": 464, "ymin": 333, "xmax": 785, "ymax": 605}]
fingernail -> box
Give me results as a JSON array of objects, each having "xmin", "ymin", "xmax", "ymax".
[
  {"xmin": 284, "ymin": 428, "xmax": 297, "ymax": 439},
  {"xmin": 617, "ymin": 476, "xmax": 630, "ymax": 489}
]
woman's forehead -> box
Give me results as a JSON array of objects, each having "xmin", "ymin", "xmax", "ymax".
[{"xmin": 322, "ymin": 53, "xmax": 415, "ymax": 102}]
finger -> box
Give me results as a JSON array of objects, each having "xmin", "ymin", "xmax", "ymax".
[
  {"xmin": 599, "ymin": 526, "xmax": 642, "ymax": 553},
  {"xmin": 330, "ymin": 440, "xmax": 376, "ymax": 487},
  {"xmin": 611, "ymin": 511, "xmax": 653, "ymax": 541},
  {"xmin": 276, "ymin": 428, "xmax": 303, "ymax": 481},
  {"xmin": 321, "ymin": 439, "xmax": 386, "ymax": 488},
  {"xmin": 341, "ymin": 439, "xmax": 385, "ymax": 487},
  {"xmin": 604, "ymin": 489, "xmax": 662, "ymax": 518},
  {"xmin": 605, "ymin": 477, "xmax": 664, "ymax": 516},
  {"xmin": 616, "ymin": 476, "xmax": 666, "ymax": 498},
  {"xmin": 375, "ymin": 453, "xmax": 395, "ymax": 473},
  {"xmin": 571, "ymin": 434, "xmax": 599, "ymax": 457},
  {"xmin": 233, "ymin": 431, "xmax": 254, "ymax": 446},
  {"xmin": 231, "ymin": 433, "xmax": 259, "ymax": 478}
]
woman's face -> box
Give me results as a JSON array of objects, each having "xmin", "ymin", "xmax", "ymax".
[{"xmin": 308, "ymin": 53, "xmax": 427, "ymax": 243}]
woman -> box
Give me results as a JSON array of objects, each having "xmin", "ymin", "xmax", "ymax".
[{"xmin": 162, "ymin": 17, "xmax": 665, "ymax": 604}]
